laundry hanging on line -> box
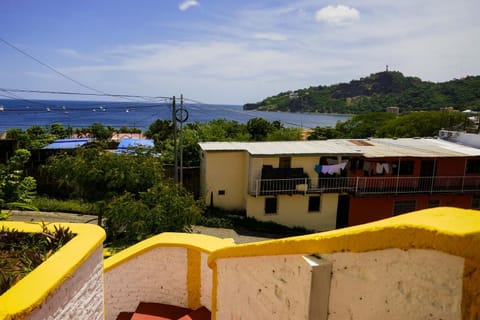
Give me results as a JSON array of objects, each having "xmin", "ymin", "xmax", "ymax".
[{"xmin": 315, "ymin": 161, "xmax": 347, "ymax": 175}]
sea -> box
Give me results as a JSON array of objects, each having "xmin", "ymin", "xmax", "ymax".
[{"xmin": 0, "ymin": 99, "xmax": 350, "ymax": 132}]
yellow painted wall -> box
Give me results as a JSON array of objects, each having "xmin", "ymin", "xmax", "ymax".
[
  {"xmin": 201, "ymin": 151, "xmax": 248, "ymax": 210},
  {"xmin": 291, "ymin": 156, "xmax": 320, "ymax": 186},
  {"xmin": 246, "ymin": 193, "xmax": 339, "ymax": 231}
]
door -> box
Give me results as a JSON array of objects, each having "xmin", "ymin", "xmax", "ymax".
[
  {"xmin": 336, "ymin": 195, "xmax": 350, "ymax": 228},
  {"xmin": 420, "ymin": 160, "xmax": 436, "ymax": 191}
]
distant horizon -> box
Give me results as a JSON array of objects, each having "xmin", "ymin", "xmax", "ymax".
[{"xmin": 1, "ymin": 69, "xmax": 479, "ymax": 107}]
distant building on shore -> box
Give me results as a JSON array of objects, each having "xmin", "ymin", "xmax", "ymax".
[{"xmin": 386, "ymin": 106, "xmax": 399, "ymax": 114}]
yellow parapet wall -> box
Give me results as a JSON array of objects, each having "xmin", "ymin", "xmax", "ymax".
[
  {"xmin": 103, "ymin": 232, "xmax": 234, "ymax": 315},
  {"xmin": 0, "ymin": 221, "xmax": 106, "ymax": 320},
  {"xmin": 208, "ymin": 207, "xmax": 480, "ymax": 320},
  {"xmin": 104, "ymin": 232, "xmax": 234, "ymax": 272},
  {"xmin": 208, "ymin": 207, "xmax": 480, "ymax": 263}
]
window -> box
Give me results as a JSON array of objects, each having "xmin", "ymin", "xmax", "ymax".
[
  {"xmin": 265, "ymin": 197, "xmax": 277, "ymax": 214},
  {"xmin": 308, "ymin": 196, "xmax": 321, "ymax": 212},
  {"xmin": 427, "ymin": 199, "xmax": 441, "ymax": 208},
  {"xmin": 392, "ymin": 161, "xmax": 414, "ymax": 175},
  {"xmin": 393, "ymin": 200, "xmax": 416, "ymax": 215},
  {"xmin": 472, "ymin": 195, "xmax": 480, "ymax": 209},
  {"xmin": 218, "ymin": 190, "xmax": 225, "ymax": 195},
  {"xmin": 466, "ymin": 159, "xmax": 480, "ymax": 174},
  {"xmin": 279, "ymin": 157, "xmax": 291, "ymax": 169}
]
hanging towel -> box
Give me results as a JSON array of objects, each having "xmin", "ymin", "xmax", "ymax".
[
  {"xmin": 315, "ymin": 164, "xmax": 322, "ymax": 174},
  {"xmin": 383, "ymin": 163, "xmax": 390, "ymax": 174},
  {"xmin": 376, "ymin": 162, "xmax": 384, "ymax": 174}
]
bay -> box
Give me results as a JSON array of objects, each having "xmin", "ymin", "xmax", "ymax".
[{"xmin": 0, "ymin": 99, "xmax": 350, "ymax": 132}]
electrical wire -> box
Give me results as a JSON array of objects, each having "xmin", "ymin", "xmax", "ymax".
[
  {"xmin": 0, "ymin": 37, "xmax": 108, "ymax": 95},
  {"xmin": 0, "ymin": 87, "xmax": 171, "ymax": 101}
]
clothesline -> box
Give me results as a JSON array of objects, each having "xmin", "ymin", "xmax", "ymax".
[{"xmin": 315, "ymin": 161, "xmax": 347, "ymax": 175}]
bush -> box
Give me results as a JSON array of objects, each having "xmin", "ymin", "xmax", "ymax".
[
  {"xmin": 197, "ymin": 207, "xmax": 313, "ymax": 236},
  {"xmin": 103, "ymin": 182, "xmax": 203, "ymax": 244}
]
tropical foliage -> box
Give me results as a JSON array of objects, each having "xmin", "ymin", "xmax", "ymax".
[
  {"xmin": 0, "ymin": 149, "xmax": 37, "ymax": 210},
  {"xmin": 0, "ymin": 224, "xmax": 75, "ymax": 295},
  {"xmin": 308, "ymin": 110, "xmax": 472, "ymax": 140}
]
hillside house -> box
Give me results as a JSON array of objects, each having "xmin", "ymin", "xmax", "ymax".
[{"xmin": 199, "ymin": 138, "xmax": 480, "ymax": 231}]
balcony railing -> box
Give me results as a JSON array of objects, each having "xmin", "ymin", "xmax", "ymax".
[{"xmin": 249, "ymin": 175, "xmax": 480, "ymax": 196}]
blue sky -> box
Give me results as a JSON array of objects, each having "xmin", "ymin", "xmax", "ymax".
[{"xmin": 1, "ymin": 0, "xmax": 479, "ymax": 104}]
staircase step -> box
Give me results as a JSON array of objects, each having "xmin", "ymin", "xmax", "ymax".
[
  {"xmin": 177, "ymin": 306, "xmax": 211, "ymax": 320},
  {"xmin": 116, "ymin": 311, "xmax": 134, "ymax": 320},
  {"xmin": 131, "ymin": 313, "xmax": 172, "ymax": 320},
  {"xmin": 135, "ymin": 302, "xmax": 193, "ymax": 319}
]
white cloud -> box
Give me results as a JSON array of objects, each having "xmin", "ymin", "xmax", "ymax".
[
  {"xmin": 315, "ymin": 5, "xmax": 360, "ymax": 26},
  {"xmin": 179, "ymin": 0, "xmax": 199, "ymax": 11},
  {"xmin": 252, "ymin": 33, "xmax": 287, "ymax": 41}
]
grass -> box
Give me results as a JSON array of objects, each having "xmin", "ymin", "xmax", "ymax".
[
  {"xmin": 32, "ymin": 197, "xmax": 98, "ymax": 215},
  {"xmin": 198, "ymin": 207, "xmax": 314, "ymax": 238}
]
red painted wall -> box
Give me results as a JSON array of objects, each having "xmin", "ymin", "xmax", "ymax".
[
  {"xmin": 436, "ymin": 158, "xmax": 467, "ymax": 176},
  {"xmin": 348, "ymin": 194, "xmax": 474, "ymax": 226}
]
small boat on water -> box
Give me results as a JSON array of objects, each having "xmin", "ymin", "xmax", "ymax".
[
  {"xmin": 46, "ymin": 107, "xmax": 51, "ymax": 112},
  {"xmin": 0, "ymin": 105, "xmax": 4, "ymax": 112}
]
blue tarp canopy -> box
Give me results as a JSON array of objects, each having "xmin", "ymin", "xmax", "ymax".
[
  {"xmin": 43, "ymin": 138, "xmax": 90, "ymax": 149},
  {"xmin": 114, "ymin": 138, "xmax": 154, "ymax": 154}
]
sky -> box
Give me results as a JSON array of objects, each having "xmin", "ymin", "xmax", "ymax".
[{"xmin": 0, "ymin": 0, "xmax": 479, "ymax": 105}]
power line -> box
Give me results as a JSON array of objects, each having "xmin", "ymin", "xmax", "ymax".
[
  {"xmin": 0, "ymin": 87, "xmax": 171, "ymax": 101},
  {"xmin": 0, "ymin": 36, "xmax": 108, "ymax": 95}
]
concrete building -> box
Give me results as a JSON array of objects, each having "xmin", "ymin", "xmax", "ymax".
[{"xmin": 199, "ymin": 138, "xmax": 480, "ymax": 231}]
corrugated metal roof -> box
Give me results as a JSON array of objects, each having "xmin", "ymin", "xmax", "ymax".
[
  {"xmin": 43, "ymin": 139, "xmax": 90, "ymax": 149},
  {"xmin": 199, "ymin": 138, "xmax": 480, "ymax": 158},
  {"xmin": 199, "ymin": 141, "xmax": 362, "ymax": 156},
  {"xmin": 358, "ymin": 138, "xmax": 480, "ymax": 158}
]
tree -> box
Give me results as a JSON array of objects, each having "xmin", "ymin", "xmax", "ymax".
[
  {"xmin": 377, "ymin": 111, "xmax": 471, "ymax": 138},
  {"xmin": 335, "ymin": 112, "xmax": 396, "ymax": 138},
  {"xmin": 0, "ymin": 149, "xmax": 37, "ymax": 209},
  {"xmin": 307, "ymin": 127, "xmax": 340, "ymax": 140},
  {"xmin": 89, "ymin": 123, "xmax": 113, "ymax": 141},
  {"xmin": 103, "ymin": 183, "xmax": 202, "ymax": 242},
  {"xmin": 45, "ymin": 148, "xmax": 164, "ymax": 202},
  {"xmin": 247, "ymin": 117, "xmax": 273, "ymax": 141},
  {"xmin": 266, "ymin": 127, "xmax": 302, "ymax": 141}
]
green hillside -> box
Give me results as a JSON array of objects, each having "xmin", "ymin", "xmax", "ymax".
[{"xmin": 244, "ymin": 71, "xmax": 480, "ymax": 114}]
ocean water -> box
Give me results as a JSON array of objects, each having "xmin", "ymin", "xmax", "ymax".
[{"xmin": 0, "ymin": 99, "xmax": 350, "ymax": 132}]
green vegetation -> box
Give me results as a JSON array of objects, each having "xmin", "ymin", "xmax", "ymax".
[
  {"xmin": 0, "ymin": 224, "xmax": 75, "ymax": 295},
  {"xmin": 0, "ymin": 149, "xmax": 37, "ymax": 211},
  {"xmin": 198, "ymin": 207, "xmax": 313, "ymax": 237},
  {"xmin": 308, "ymin": 110, "xmax": 472, "ymax": 140},
  {"xmin": 1, "ymin": 108, "xmax": 474, "ymax": 248},
  {"xmin": 32, "ymin": 197, "xmax": 97, "ymax": 215},
  {"xmin": 244, "ymin": 71, "xmax": 480, "ymax": 114},
  {"xmin": 145, "ymin": 118, "xmax": 302, "ymax": 166}
]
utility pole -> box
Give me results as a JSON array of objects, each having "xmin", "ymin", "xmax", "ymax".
[
  {"xmin": 172, "ymin": 96, "xmax": 178, "ymax": 184},
  {"xmin": 179, "ymin": 94, "xmax": 184, "ymax": 186}
]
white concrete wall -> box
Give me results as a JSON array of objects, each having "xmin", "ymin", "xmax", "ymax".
[
  {"xmin": 200, "ymin": 252, "xmax": 213, "ymax": 310},
  {"xmin": 322, "ymin": 249, "xmax": 464, "ymax": 320},
  {"xmin": 104, "ymin": 247, "xmax": 188, "ymax": 320},
  {"xmin": 27, "ymin": 246, "xmax": 104, "ymax": 320},
  {"xmin": 215, "ymin": 255, "xmax": 315, "ymax": 320}
]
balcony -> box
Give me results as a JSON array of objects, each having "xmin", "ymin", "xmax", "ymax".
[{"xmin": 249, "ymin": 175, "xmax": 480, "ymax": 196}]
